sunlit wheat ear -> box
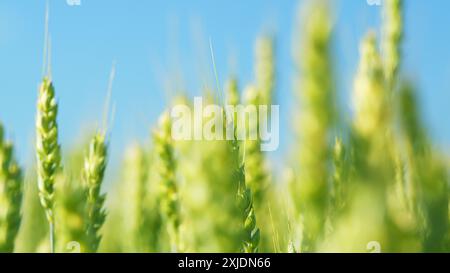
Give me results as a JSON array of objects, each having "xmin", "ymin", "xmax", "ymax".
[
  {"xmin": 353, "ymin": 32, "xmax": 386, "ymax": 139},
  {"xmin": 255, "ymin": 36, "xmax": 275, "ymax": 106},
  {"xmin": 36, "ymin": 77, "xmax": 61, "ymax": 253},
  {"xmin": 153, "ymin": 112, "xmax": 182, "ymax": 252},
  {"xmin": 294, "ymin": 1, "xmax": 334, "ymax": 252},
  {"xmin": 83, "ymin": 133, "xmax": 108, "ymax": 253},
  {"xmin": 383, "ymin": 0, "xmax": 403, "ymax": 88},
  {"xmin": 0, "ymin": 123, "xmax": 23, "ymax": 253}
]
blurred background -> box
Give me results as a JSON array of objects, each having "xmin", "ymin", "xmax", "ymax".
[{"xmin": 0, "ymin": 0, "xmax": 449, "ymax": 177}]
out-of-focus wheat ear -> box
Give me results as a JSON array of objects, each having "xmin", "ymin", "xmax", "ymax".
[
  {"xmin": 225, "ymin": 78, "xmax": 240, "ymax": 107},
  {"xmin": 36, "ymin": 77, "xmax": 61, "ymax": 253},
  {"xmin": 330, "ymin": 137, "xmax": 348, "ymax": 218},
  {"xmin": 398, "ymin": 83, "xmax": 426, "ymax": 150},
  {"xmin": 398, "ymin": 83, "xmax": 424, "ymax": 212},
  {"xmin": 353, "ymin": 32, "xmax": 387, "ymax": 139},
  {"xmin": 83, "ymin": 133, "xmax": 108, "ymax": 253},
  {"xmin": 225, "ymin": 78, "xmax": 240, "ymax": 148},
  {"xmin": 382, "ymin": 0, "xmax": 403, "ymax": 89},
  {"xmin": 398, "ymin": 83, "xmax": 449, "ymax": 251},
  {"xmin": 122, "ymin": 143, "xmax": 149, "ymax": 252},
  {"xmin": 254, "ymin": 36, "xmax": 275, "ymax": 106},
  {"xmin": 243, "ymin": 85, "xmax": 267, "ymax": 207},
  {"xmin": 54, "ymin": 173, "xmax": 86, "ymax": 253},
  {"xmin": 154, "ymin": 112, "xmax": 182, "ymax": 252},
  {"xmin": 294, "ymin": 1, "xmax": 334, "ymax": 252},
  {"xmin": 0, "ymin": 123, "xmax": 24, "ymax": 253}
]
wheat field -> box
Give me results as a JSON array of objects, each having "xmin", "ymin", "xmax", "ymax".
[{"xmin": 0, "ymin": 0, "xmax": 449, "ymax": 253}]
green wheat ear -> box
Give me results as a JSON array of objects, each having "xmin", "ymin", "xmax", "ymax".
[
  {"xmin": 225, "ymin": 104, "xmax": 260, "ymax": 253},
  {"xmin": 254, "ymin": 36, "xmax": 275, "ymax": 106},
  {"xmin": 398, "ymin": 83, "xmax": 449, "ymax": 252},
  {"xmin": 154, "ymin": 112, "xmax": 182, "ymax": 252},
  {"xmin": 36, "ymin": 77, "xmax": 61, "ymax": 253},
  {"xmin": 383, "ymin": 0, "xmax": 403, "ymax": 88},
  {"xmin": 122, "ymin": 143, "xmax": 149, "ymax": 252},
  {"xmin": 330, "ymin": 137, "xmax": 349, "ymax": 217},
  {"xmin": 232, "ymin": 142, "xmax": 260, "ymax": 253},
  {"xmin": 0, "ymin": 123, "xmax": 23, "ymax": 253},
  {"xmin": 83, "ymin": 133, "xmax": 108, "ymax": 253},
  {"xmin": 293, "ymin": 1, "xmax": 334, "ymax": 252},
  {"xmin": 353, "ymin": 32, "xmax": 387, "ymax": 139},
  {"xmin": 243, "ymin": 85, "xmax": 267, "ymax": 206},
  {"xmin": 237, "ymin": 172, "xmax": 261, "ymax": 253}
]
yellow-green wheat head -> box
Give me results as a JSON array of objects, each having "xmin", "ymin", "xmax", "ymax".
[
  {"xmin": 0, "ymin": 123, "xmax": 23, "ymax": 253},
  {"xmin": 83, "ymin": 132, "xmax": 108, "ymax": 253},
  {"xmin": 36, "ymin": 77, "xmax": 61, "ymax": 230},
  {"xmin": 154, "ymin": 112, "xmax": 182, "ymax": 252}
]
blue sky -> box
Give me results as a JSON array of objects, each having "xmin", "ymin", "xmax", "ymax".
[{"xmin": 0, "ymin": 0, "xmax": 449, "ymax": 170}]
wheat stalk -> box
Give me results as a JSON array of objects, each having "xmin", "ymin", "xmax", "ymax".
[
  {"xmin": 0, "ymin": 123, "xmax": 23, "ymax": 252},
  {"xmin": 36, "ymin": 77, "xmax": 61, "ymax": 253},
  {"xmin": 83, "ymin": 133, "xmax": 108, "ymax": 253}
]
